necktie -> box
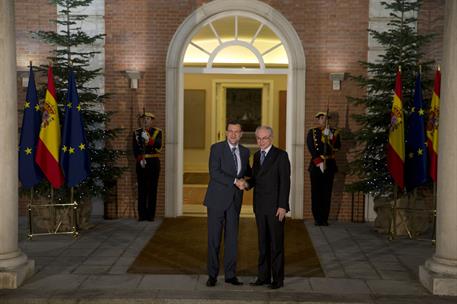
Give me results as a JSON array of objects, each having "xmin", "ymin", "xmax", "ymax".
[
  {"xmin": 260, "ymin": 150, "xmax": 266, "ymax": 165},
  {"xmin": 232, "ymin": 147, "xmax": 238, "ymax": 173}
]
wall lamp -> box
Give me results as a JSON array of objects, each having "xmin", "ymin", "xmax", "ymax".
[
  {"xmin": 329, "ymin": 72, "xmax": 345, "ymax": 91},
  {"xmin": 17, "ymin": 68, "xmax": 29, "ymax": 88},
  {"xmin": 125, "ymin": 70, "xmax": 141, "ymax": 89}
]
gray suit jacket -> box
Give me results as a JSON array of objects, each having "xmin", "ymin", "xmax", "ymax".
[{"xmin": 204, "ymin": 141, "xmax": 251, "ymax": 212}]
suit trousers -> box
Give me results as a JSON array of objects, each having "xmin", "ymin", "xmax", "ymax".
[
  {"xmin": 310, "ymin": 166, "xmax": 335, "ymax": 224},
  {"xmin": 136, "ymin": 157, "xmax": 160, "ymax": 221},
  {"xmin": 255, "ymin": 213, "xmax": 285, "ymax": 284},
  {"xmin": 207, "ymin": 201, "xmax": 240, "ymax": 279}
]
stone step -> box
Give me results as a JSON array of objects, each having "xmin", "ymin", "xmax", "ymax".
[{"xmin": 1, "ymin": 289, "xmax": 456, "ymax": 304}]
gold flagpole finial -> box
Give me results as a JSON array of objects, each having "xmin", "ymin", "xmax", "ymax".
[
  {"xmin": 438, "ymin": 65, "xmax": 441, "ymax": 72},
  {"xmin": 398, "ymin": 65, "xmax": 401, "ymax": 72}
]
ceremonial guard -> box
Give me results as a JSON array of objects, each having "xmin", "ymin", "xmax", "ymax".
[
  {"xmin": 306, "ymin": 112, "xmax": 341, "ymax": 226},
  {"xmin": 133, "ymin": 112, "xmax": 162, "ymax": 221}
]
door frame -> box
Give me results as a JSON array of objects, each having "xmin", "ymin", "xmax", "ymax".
[
  {"xmin": 213, "ymin": 80, "xmax": 273, "ymax": 145},
  {"xmin": 165, "ymin": 0, "xmax": 306, "ymax": 218}
]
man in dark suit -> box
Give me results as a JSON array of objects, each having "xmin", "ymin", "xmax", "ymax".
[
  {"xmin": 306, "ymin": 112, "xmax": 341, "ymax": 226},
  {"xmin": 204, "ymin": 121, "xmax": 251, "ymax": 287},
  {"xmin": 133, "ymin": 112, "xmax": 162, "ymax": 221},
  {"xmin": 246, "ymin": 125, "xmax": 290, "ymax": 290}
]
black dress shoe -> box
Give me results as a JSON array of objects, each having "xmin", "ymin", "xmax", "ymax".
[
  {"xmin": 269, "ymin": 281, "xmax": 284, "ymax": 289},
  {"xmin": 249, "ymin": 279, "xmax": 270, "ymax": 286},
  {"xmin": 206, "ymin": 277, "xmax": 217, "ymax": 287},
  {"xmin": 225, "ymin": 277, "xmax": 243, "ymax": 285}
]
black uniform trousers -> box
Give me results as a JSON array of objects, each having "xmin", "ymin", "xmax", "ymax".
[
  {"xmin": 310, "ymin": 165, "xmax": 335, "ymax": 225},
  {"xmin": 136, "ymin": 157, "xmax": 160, "ymax": 221},
  {"xmin": 255, "ymin": 213, "xmax": 285, "ymax": 284}
]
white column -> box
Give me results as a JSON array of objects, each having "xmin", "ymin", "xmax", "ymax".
[
  {"xmin": 419, "ymin": 0, "xmax": 457, "ymax": 296},
  {"xmin": 0, "ymin": 0, "xmax": 35, "ymax": 289}
]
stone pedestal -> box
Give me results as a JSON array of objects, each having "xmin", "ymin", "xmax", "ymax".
[
  {"xmin": 0, "ymin": 0, "xmax": 34, "ymax": 288},
  {"xmin": 0, "ymin": 255, "xmax": 35, "ymax": 289},
  {"xmin": 419, "ymin": 0, "xmax": 457, "ymax": 296},
  {"xmin": 420, "ymin": 258, "xmax": 457, "ymax": 296}
]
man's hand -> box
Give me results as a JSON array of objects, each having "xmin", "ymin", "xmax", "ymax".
[
  {"xmin": 318, "ymin": 162, "xmax": 325, "ymax": 173},
  {"xmin": 140, "ymin": 159, "xmax": 147, "ymax": 168},
  {"xmin": 141, "ymin": 130, "xmax": 149, "ymax": 142},
  {"xmin": 235, "ymin": 178, "xmax": 246, "ymax": 190},
  {"xmin": 323, "ymin": 128, "xmax": 333, "ymax": 139},
  {"xmin": 276, "ymin": 207, "xmax": 287, "ymax": 222}
]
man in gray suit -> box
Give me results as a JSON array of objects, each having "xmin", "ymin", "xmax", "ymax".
[
  {"xmin": 204, "ymin": 121, "xmax": 251, "ymax": 287},
  {"xmin": 246, "ymin": 125, "xmax": 290, "ymax": 289}
]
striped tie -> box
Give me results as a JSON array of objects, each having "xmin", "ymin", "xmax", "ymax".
[{"xmin": 232, "ymin": 147, "xmax": 238, "ymax": 173}]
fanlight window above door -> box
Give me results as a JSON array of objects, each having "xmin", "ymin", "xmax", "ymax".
[{"xmin": 184, "ymin": 15, "xmax": 289, "ymax": 73}]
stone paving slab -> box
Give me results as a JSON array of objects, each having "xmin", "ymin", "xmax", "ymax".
[
  {"xmin": 80, "ymin": 274, "xmax": 143, "ymax": 289},
  {"xmin": 366, "ymin": 279, "xmax": 429, "ymax": 296},
  {"xmin": 309, "ymin": 278, "xmax": 371, "ymax": 294},
  {"xmin": 20, "ymin": 274, "xmax": 87, "ymax": 290},
  {"xmin": 138, "ymin": 274, "xmax": 199, "ymax": 290}
]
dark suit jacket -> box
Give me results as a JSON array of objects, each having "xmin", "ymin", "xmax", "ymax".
[
  {"xmin": 249, "ymin": 146, "xmax": 291, "ymax": 215},
  {"xmin": 204, "ymin": 141, "xmax": 251, "ymax": 212}
]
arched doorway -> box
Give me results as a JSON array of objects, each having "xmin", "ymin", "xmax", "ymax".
[{"xmin": 165, "ymin": 0, "xmax": 306, "ymax": 218}]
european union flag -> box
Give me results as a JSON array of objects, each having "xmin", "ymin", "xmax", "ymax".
[
  {"xmin": 60, "ymin": 70, "xmax": 90, "ymax": 187},
  {"xmin": 405, "ymin": 73, "xmax": 428, "ymax": 190},
  {"xmin": 19, "ymin": 66, "xmax": 43, "ymax": 188}
]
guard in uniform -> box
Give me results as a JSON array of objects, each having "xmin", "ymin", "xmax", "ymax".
[
  {"xmin": 306, "ymin": 112, "xmax": 341, "ymax": 226},
  {"xmin": 133, "ymin": 112, "xmax": 162, "ymax": 221}
]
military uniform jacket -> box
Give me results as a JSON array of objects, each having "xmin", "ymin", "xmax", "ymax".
[
  {"xmin": 306, "ymin": 127, "xmax": 341, "ymax": 172},
  {"xmin": 133, "ymin": 127, "xmax": 163, "ymax": 162}
]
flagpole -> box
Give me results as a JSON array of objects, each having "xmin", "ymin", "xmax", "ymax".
[
  {"xmin": 432, "ymin": 182, "xmax": 437, "ymax": 245},
  {"xmin": 70, "ymin": 187, "xmax": 79, "ymax": 238},
  {"xmin": 50, "ymin": 184, "xmax": 56, "ymax": 232},
  {"xmin": 28, "ymin": 188, "xmax": 34, "ymax": 239},
  {"xmin": 389, "ymin": 185, "xmax": 397, "ymax": 240}
]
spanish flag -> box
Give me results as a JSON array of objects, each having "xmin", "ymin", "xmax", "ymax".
[
  {"xmin": 426, "ymin": 68, "xmax": 440, "ymax": 182},
  {"xmin": 387, "ymin": 68, "xmax": 405, "ymax": 190},
  {"xmin": 35, "ymin": 66, "xmax": 64, "ymax": 188}
]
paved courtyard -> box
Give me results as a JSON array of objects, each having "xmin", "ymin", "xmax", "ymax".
[{"xmin": 0, "ymin": 216, "xmax": 455, "ymax": 303}]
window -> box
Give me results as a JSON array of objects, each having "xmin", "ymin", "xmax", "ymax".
[{"xmin": 184, "ymin": 15, "xmax": 288, "ymax": 71}]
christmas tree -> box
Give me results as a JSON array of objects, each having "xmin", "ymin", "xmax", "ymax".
[
  {"xmin": 32, "ymin": 0, "xmax": 124, "ymax": 203},
  {"xmin": 346, "ymin": 0, "xmax": 433, "ymax": 196}
]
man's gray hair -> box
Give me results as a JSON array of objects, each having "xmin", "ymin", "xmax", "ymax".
[{"xmin": 255, "ymin": 125, "xmax": 274, "ymax": 138}]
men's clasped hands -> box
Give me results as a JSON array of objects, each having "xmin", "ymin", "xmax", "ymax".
[{"xmin": 235, "ymin": 178, "xmax": 248, "ymax": 190}]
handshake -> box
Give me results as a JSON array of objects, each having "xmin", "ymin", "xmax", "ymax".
[{"xmin": 235, "ymin": 178, "xmax": 249, "ymax": 190}]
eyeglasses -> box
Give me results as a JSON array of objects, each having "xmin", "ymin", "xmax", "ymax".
[{"xmin": 256, "ymin": 136, "xmax": 271, "ymax": 141}]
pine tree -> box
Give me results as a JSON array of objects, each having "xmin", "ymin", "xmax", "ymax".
[
  {"xmin": 346, "ymin": 0, "xmax": 434, "ymax": 196},
  {"xmin": 32, "ymin": 0, "xmax": 124, "ymax": 203}
]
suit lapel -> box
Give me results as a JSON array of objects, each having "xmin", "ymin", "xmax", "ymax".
[{"xmin": 224, "ymin": 141, "xmax": 237, "ymax": 175}]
